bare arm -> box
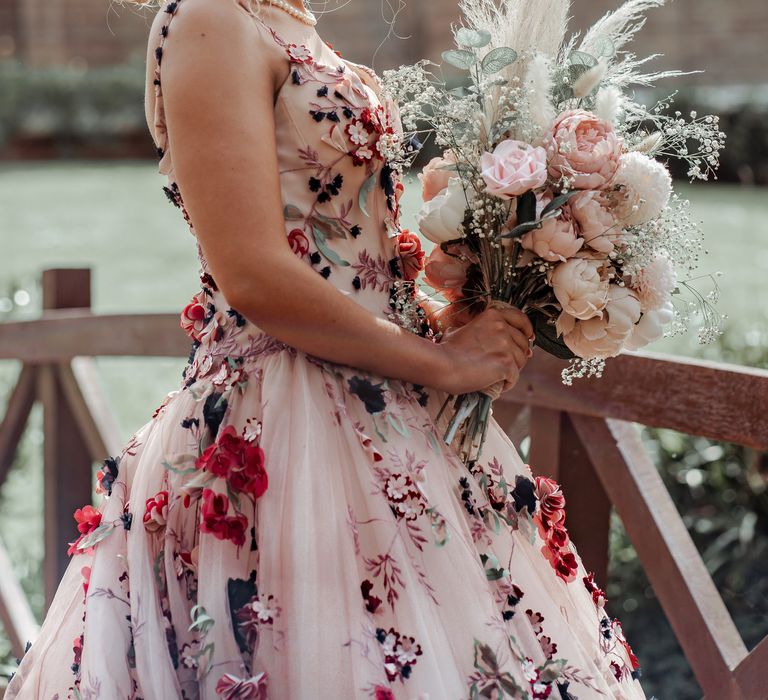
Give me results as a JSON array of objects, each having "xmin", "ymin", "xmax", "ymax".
[{"xmin": 155, "ymin": 0, "xmax": 532, "ymax": 394}]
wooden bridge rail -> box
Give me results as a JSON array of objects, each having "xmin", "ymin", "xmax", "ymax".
[{"xmin": 0, "ymin": 268, "xmax": 767, "ymax": 699}]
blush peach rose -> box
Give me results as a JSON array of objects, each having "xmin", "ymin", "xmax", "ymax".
[
  {"xmin": 423, "ymin": 244, "xmax": 472, "ymax": 302},
  {"xmin": 418, "ymin": 151, "xmax": 457, "ymax": 202},
  {"xmin": 521, "ymin": 194, "xmax": 583, "ymax": 263},
  {"xmin": 479, "ymin": 139, "xmax": 547, "ymax": 199},
  {"xmin": 548, "ymin": 258, "xmax": 609, "ymax": 320},
  {"xmin": 569, "ymin": 190, "xmax": 622, "ymax": 254},
  {"xmin": 546, "ymin": 110, "xmax": 622, "ymax": 189}
]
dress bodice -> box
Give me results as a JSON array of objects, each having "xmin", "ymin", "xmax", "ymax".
[{"xmin": 149, "ymin": 0, "xmax": 428, "ymax": 384}]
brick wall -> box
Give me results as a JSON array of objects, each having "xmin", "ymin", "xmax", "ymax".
[{"xmin": 1, "ymin": 0, "xmax": 767, "ymax": 85}]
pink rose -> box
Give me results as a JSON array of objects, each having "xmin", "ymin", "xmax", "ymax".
[
  {"xmin": 418, "ymin": 151, "xmax": 457, "ymax": 202},
  {"xmin": 556, "ymin": 285, "xmax": 641, "ymax": 359},
  {"xmin": 480, "ymin": 139, "xmax": 547, "ymax": 199},
  {"xmin": 423, "ymin": 245, "xmax": 472, "ymax": 301},
  {"xmin": 521, "ymin": 193, "xmax": 583, "ymax": 263},
  {"xmin": 569, "ymin": 190, "xmax": 622, "ymax": 253},
  {"xmin": 549, "ymin": 258, "xmax": 609, "ymax": 320},
  {"xmin": 395, "ymin": 229, "xmax": 425, "ymax": 281},
  {"xmin": 546, "ymin": 110, "xmax": 622, "ymax": 189}
]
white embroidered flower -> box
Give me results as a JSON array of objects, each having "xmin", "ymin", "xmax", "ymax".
[
  {"xmin": 355, "ymin": 145, "xmax": 374, "ymax": 161},
  {"xmin": 610, "ymin": 152, "xmax": 672, "ymax": 226},
  {"xmin": 386, "ymin": 474, "xmax": 410, "ymax": 501},
  {"xmin": 346, "ymin": 121, "xmax": 369, "ymax": 146},
  {"xmin": 632, "ymin": 253, "xmax": 677, "ymax": 312},
  {"xmin": 287, "ymin": 44, "xmax": 312, "ymax": 63}
]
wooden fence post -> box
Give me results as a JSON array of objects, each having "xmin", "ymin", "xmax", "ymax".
[{"xmin": 40, "ymin": 269, "xmax": 95, "ymax": 607}]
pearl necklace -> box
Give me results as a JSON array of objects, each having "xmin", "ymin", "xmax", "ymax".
[{"xmin": 263, "ymin": 0, "xmax": 317, "ymax": 26}]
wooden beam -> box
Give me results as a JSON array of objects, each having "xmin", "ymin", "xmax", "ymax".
[
  {"xmin": 527, "ymin": 407, "xmax": 562, "ymax": 479},
  {"xmin": 503, "ymin": 351, "xmax": 768, "ymax": 450},
  {"xmin": 0, "ymin": 537, "xmax": 38, "ymax": 659},
  {"xmin": 0, "ymin": 364, "xmax": 37, "ymax": 486},
  {"xmin": 571, "ymin": 415, "xmax": 748, "ymax": 696},
  {"xmin": 0, "ymin": 312, "xmax": 189, "ymax": 362},
  {"xmin": 490, "ymin": 402, "xmax": 529, "ymax": 450},
  {"xmin": 731, "ymin": 634, "xmax": 768, "ymax": 699}
]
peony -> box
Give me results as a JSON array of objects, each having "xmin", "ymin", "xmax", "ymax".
[
  {"xmin": 520, "ymin": 193, "xmax": 583, "ymax": 262},
  {"xmin": 549, "ymin": 258, "xmax": 609, "ymax": 320},
  {"xmin": 624, "ymin": 301, "xmax": 674, "ymax": 351},
  {"xmin": 415, "ymin": 177, "xmax": 468, "ymax": 244},
  {"xmin": 546, "ymin": 110, "xmax": 622, "ymax": 189},
  {"xmin": 422, "ymin": 244, "xmax": 472, "ymax": 301},
  {"xmin": 569, "ymin": 190, "xmax": 622, "ymax": 254},
  {"xmin": 557, "ymin": 285, "xmax": 642, "ymax": 358},
  {"xmin": 479, "ymin": 139, "xmax": 547, "ymax": 199},
  {"xmin": 394, "ymin": 229, "xmax": 425, "ymax": 281},
  {"xmin": 609, "ymin": 151, "xmax": 672, "ymax": 225},
  {"xmin": 418, "ymin": 151, "xmax": 457, "ymax": 202},
  {"xmin": 631, "ymin": 253, "xmax": 677, "ymax": 312}
]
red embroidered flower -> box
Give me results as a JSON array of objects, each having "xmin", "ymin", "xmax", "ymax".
[
  {"xmin": 583, "ymin": 572, "xmax": 607, "ymax": 607},
  {"xmin": 230, "ymin": 443, "xmax": 269, "ymax": 498},
  {"xmin": 196, "ymin": 426, "xmax": 242, "ymax": 479},
  {"xmin": 67, "ymin": 504, "xmax": 103, "ymax": 556},
  {"xmin": 287, "ymin": 228, "xmax": 309, "ymax": 257},
  {"xmin": 180, "ymin": 294, "xmax": 207, "ymax": 341},
  {"xmin": 534, "ymin": 476, "xmax": 566, "ymax": 525},
  {"xmin": 200, "ymin": 489, "xmax": 248, "ymax": 547},
  {"xmin": 395, "ymin": 229, "xmax": 425, "ymax": 282},
  {"xmin": 374, "ymin": 687, "xmax": 395, "ymax": 700},
  {"xmin": 72, "ymin": 635, "xmax": 83, "ymax": 669},
  {"xmin": 196, "ymin": 426, "xmax": 268, "ymax": 498},
  {"xmin": 541, "ymin": 541, "xmax": 578, "ymax": 583},
  {"xmin": 143, "ymin": 490, "xmax": 169, "ymax": 532}
]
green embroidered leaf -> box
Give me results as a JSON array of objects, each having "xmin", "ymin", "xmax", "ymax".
[
  {"xmin": 359, "ymin": 171, "xmax": 378, "ymax": 218},
  {"xmin": 77, "ymin": 522, "xmax": 115, "ymax": 551},
  {"xmin": 456, "ymin": 28, "xmax": 491, "ymax": 49},
  {"xmin": 189, "ymin": 605, "xmax": 216, "ymax": 634},
  {"xmin": 442, "ymin": 49, "xmax": 476, "ymax": 70},
  {"xmin": 313, "ymin": 214, "xmax": 348, "ymax": 239},
  {"xmin": 312, "ymin": 225, "xmax": 350, "ymax": 267},
  {"xmin": 161, "ymin": 459, "xmax": 197, "ymax": 477},
  {"xmin": 481, "ymin": 47, "xmax": 518, "ymax": 74},
  {"xmin": 386, "ymin": 412, "xmax": 411, "ymax": 438},
  {"xmin": 473, "ymin": 639, "xmax": 501, "ymax": 674},
  {"xmin": 283, "ymin": 204, "xmax": 304, "ymax": 220},
  {"xmin": 539, "ymin": 658, "xmax": 567, "ymax": 682}
]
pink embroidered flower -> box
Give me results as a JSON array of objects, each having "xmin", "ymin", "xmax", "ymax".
[
  {"xmin": 418, "ymin": 151, "xmax": 457, "ymax": 202},
  {"xmin": 395, "ymin": 229, "xmax": 425, "ymax": 281},
  {"xmin": 286, "ymin": 44, "xmax": 312, "ymax": 64},
  {"xmin": 287, "ymin": 228, "xmax": 309, "ymax": 257},
  {"xmin": 81, "ymin": 566, "xmax": 91, "ymax": 596},
  {"xmin": 143, "ymin": 490, "xmax": 169, "ymax": 532},
  {"xmin": 215, "ymin": 672, "xmax": 268, "ymax": 700},
  {"xmin": 546, "ymin": 109, "xmax": 623, "ymax": 189},
  {"xmin": 534, "ymin": 477, "xmax": 566, "ymax": 526},
  {"xmin": 334, "ymin": 73, "xmax": 369, "ymax": 109},
  {"xmin": 180, "ymin": 293, "xmax": 207, "ymax": 341},
  {"xmin": 480, "ymin": 139, "xmax": 548, "ymax": 199}
]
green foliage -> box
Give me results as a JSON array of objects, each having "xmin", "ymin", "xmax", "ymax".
[{"xmin": 0, "ymin": 57, "xmax": 147, "ymax": 148}]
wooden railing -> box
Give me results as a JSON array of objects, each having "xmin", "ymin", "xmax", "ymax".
[{"xmin": 1, "ymin": 268, "xmax": 767, "ymax": 699}]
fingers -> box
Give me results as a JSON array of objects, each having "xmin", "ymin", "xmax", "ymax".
[{"xmin": 491, "ymin": 306, "xmax": 534, "ymax": 341}]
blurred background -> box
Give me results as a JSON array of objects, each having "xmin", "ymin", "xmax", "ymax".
[{"xmin": 1, "ymin": 0, "xmax": 767, "ymax": 697}]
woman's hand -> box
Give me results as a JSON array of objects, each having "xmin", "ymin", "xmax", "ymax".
[{"xmin": 435, "ymin": 305, "xmax": 534, "ymax": 395}]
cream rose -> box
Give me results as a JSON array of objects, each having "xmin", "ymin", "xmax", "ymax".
[
  {"xmin": 609, "ymin": 152, "xmax": 672, "ymax": 226},
  {"xmin": 549, "ymin": 258, "xmax": 609, "ymax": 320},
  {"xmin": 624, "ymin": 301, "xmax": 674, "ymax": 351},
  {"xmin": 416, "ymin": 176, "xmax": 468, "ymax": 244},
  {"xmin": 557, "ymin": 285, "xmax": 642, "ymax": 358},
  {"xmin": 418, "ymin": 151, "xmax": 457, "ymax": 202},
  {"xmin": 546, "ymin": 110, "xmax": 622, "ymax": 190},
  {"xmin": 480, "ymin": 139, "xmax": 547, "ymax": 199}
]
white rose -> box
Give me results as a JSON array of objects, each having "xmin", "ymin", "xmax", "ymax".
[
  {"xmin": 610, "ymin": 152, "xmax": 672, "ymax": 226},
  {"xmin": 549, "ymin": 258, "xmax": 609, "ymax": 321},
  {"xmin": 416, "ymin": 177, "xmax": 469, "ymax": 244},
  {"xmin": 625, "ymin": 301, "xmax": 674, "ymax": 351}
]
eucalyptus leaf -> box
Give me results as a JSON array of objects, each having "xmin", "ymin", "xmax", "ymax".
[
  {"xmin": 456, "ymin": 27, "xmax": 492, "ymax": 49},
  {"xmin": 498, "ymin": 220, "xmax": 542, "ymax": 240},
  {"xmin": 531, "ymin": 313, "xmax": 576, "ymax": 360},
  {"xmin": 541, "ymin": 190, "xmax": 580, "ymax": 217},
  {"xmin": 358, "ymin": 172, "xmax": 377, "ymax": 218},
  {"xmin": 570, "ymin": 50, "xmax": 598, "ymax": 68},
  {"xmin": 312, "ymin": 225, "xmax": 350, "ymax": 267},
  {"xmin": 442, "ymin": 49, "xmax": 476, "ymax": 70},
  {"xmin": 283, "ymin": 204, "xmax": 304, "ymax": 220},
  {"xmin": 313, "ymin": 214, "xmax": 348, "ymax": 239},
  {"xmin": 481, "ymin": 47, "xmax": 518, "ymax": 74},
  {"xmin": 593, "ymin": 36, "xmax": 616, "ymax": 58}
]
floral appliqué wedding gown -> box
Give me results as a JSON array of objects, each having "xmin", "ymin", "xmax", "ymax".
[{"xmin": 7, "ymin": 2, "xmax": 647, "ymax": 699}]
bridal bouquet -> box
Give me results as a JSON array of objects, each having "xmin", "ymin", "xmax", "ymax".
[{"xmin": 382, "ymin": 0, "xmax": 725, "ymax": 464}]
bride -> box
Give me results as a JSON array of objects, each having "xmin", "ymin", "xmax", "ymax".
[{"xmin": 7, "ymin": 0, "xmax": 645, "ymax": 697}]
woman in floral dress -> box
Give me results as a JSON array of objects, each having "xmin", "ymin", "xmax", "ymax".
[{"xmin": 7, "ymin": 1, "xmax": 647, "ymax": 698}]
